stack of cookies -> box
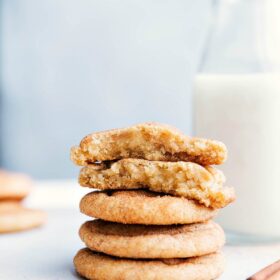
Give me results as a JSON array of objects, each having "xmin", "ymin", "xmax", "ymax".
[
  {"xmin": 0, "ymin": 170, "xmax": 46, "ymax": 233},
  {"xmin": 71, "ymin": 123, "xmax": 235, "ymax": 280}
]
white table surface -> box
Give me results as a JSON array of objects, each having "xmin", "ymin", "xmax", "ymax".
[{"xmin": 0, "ymin": 180, "xmax": 280, "ymax": 280}]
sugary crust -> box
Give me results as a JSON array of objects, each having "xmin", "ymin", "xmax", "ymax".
[
  {"xmin": 74, "ymin": 248, "xmax": 225, "ymax": 280},
  {"xmin": 80, "ymin": 190, "xmax": 218, "ymax": 225},
  {"xmin": 71, "ymin": 122, "xmax": 227, "ymax": 166},
  {"xmin": 0, "ymin": 202, "xmax": 46, "ymax": 233},
  {"xmin": 79, "ymin": 159, "xmax": 234, "ymax": 208},
  {"xmin": 79, "ymin": 220, "xmax": 225, "ymax": 259},
  {"xmin": 0, "ymin": 170, "xmax": 33, "ymax": 200}
]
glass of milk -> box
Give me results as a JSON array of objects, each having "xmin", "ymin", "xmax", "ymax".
[
  {"xmin": 194, "ymin": 73, "xmax": 280, "ymax": 242},
  {"xmin": 194, "ymin": 0, "xmax": 280, "ymax": 242}
]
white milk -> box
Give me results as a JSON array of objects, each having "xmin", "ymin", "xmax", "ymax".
[{"xmin": 194, "ymin": 73, "xmax": 280, "ymax": 238}]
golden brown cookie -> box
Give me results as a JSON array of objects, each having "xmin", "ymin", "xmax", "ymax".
[
  {"xmin": 74, "ymin": 248, "xmax": 225, "ymax": 280},
  {"xmin": 0, "ymin": 201, "xmax": 46, "ymax": 233},
  {"xmin": 79, "ymin": 220, "xmax": 225, "ymax": 259},
  {"xmin": 79, "ymin": 159, "xmax": 234, "ymax": 208},
  {"xmin": 0, "ymin": 170, "xmax": 33, "ymax": 201},
  {"xmin": 71, "ymin": 122, "xmax": 227, "ymax": 166},
  {"xmin": 80, "ymin": 190, "xmax": 218, "ymax": 225}
]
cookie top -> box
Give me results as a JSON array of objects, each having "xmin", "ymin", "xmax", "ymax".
[
  {"xmin": 74, "ymin": 248, "xmax": 225, "ymax": 280},
  {"xmin": 80, "ymin": 190, "xmax": 218, "ymax": 225},
  {"xmin": 0, "ymin": 201, "xmax": 46, "ymax": 233},
  {"xmin": 71, "ymin": 122, "xmax": 227, "ymax": 166},
  {"xmin": 0, "ymin": 170, "xmax": 33, "ymax": 200},
  {"xmin": 79, "ymin": 159, "xmax": 233, "ymax": 208},
  {"xmin": 79, "ymin": 219, "xmax": 225, "ymax": 259}
]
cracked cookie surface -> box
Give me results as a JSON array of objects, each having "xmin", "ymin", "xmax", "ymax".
[
  {"xmin": 74, "ymin": 248, "xmax": 225, "ymax": 280},
  {"xmin": 79, "ymin": 220, "xmax": 225, "ymax": 259},
  {"xmin": 80, "ymin": 190, "xmax": 218, "ymax": 224}
]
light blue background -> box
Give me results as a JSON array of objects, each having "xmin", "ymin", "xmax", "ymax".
[
  {"xmin": 0, "ymin": 0, "xmax": 212, "ymax": 178},
  {"xmin": 1, "ymin": 0, "xmax": 271, "ymax": 178}
]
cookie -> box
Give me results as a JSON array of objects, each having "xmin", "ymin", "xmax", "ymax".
[
  {"xmin": 74, "ymin": 248, "xmax": 225, "ymax": 280},
  {"xmin": 71, "ymin": 122, "xmax": 227, "ymax": 166},
  {"xmin": 79, "ymin": 220, "xmax": 225, "ymax": 259},
  {"xmin": 80, "ymin": 190, "xmax": 217, "ymax": 225},
  {"xmin": 0, "ymin": 170, "xmax": 33, "ymax": 200},
  {"xmin": 79, "ymin": 159, "xmax": 233, "ymax": 208},
  {"xmin": 0, "ymin": 202, "xmax": 46, "ymax": 233}
]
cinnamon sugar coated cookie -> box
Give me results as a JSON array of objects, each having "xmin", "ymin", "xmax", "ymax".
[
  {"xmin": 79, "ymin": 220, "xmax": 225, "ymax": 259},
  {"xmin": 74, "ymin": 248, "xmax": 225, "ymax": 280},
  {"xmin": 0, "ymin": 170, "xmax": 33, "ymax": 200},
  {"xmin": 72, "ymin": 122, "xmax": 233, "ymax": 280},
  {"xmin": 71, "ymin": 122, "xmax": 227, "ymax": 166},
  {"xmin": 0, "ymin": 202, "xmax": 46, "ymax": 233},
  {"xmin": 79, "ymin": 159, "xmax": 234, "ymax": 208},
  {"xmin": 80, "ymin": 190, "xmax": 218, "ymax": 225}
]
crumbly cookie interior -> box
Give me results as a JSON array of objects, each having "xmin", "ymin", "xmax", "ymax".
[{"xmin": 79, "ymin": 159, "xmax": 234, "ymax": 208}]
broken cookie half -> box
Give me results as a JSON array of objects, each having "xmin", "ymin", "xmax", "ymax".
[
  {"xmin": 71, "ymin": 122, "xmax": 227, "ymax": 166},
  {"xmin": 79, "ymin": 159, "xmax": 235, "ymax": 209}
]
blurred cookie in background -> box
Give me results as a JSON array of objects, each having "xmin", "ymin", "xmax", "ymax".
[
  {"xmin": 0, "ymin": 170, "xmax": 33, "ymax": 201},
  {"xmin": 0, "ymin": 170, "xmax": 46, "ymax": 233},
  {"xmin": 0, "ymin": 201, "xmax": 46, "ymax": 233}
]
